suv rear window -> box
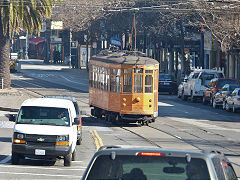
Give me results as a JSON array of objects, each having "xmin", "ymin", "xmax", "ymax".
[{"xmin": 87, "ymin": 155, "xmax": 210, "ymax": 180}]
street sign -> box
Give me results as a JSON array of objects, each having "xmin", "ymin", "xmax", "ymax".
[{"xmin": 110, "ymin": 38, "xmax": 121, "ymax": 47}]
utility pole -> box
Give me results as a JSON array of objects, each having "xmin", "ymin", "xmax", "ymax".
[
  {"xmin": 25, "ymin": 30, "xmax": 28, "ymax": 59},
  {"xmin": 134, "ymin": 12, "xmax": 137, "ymax": 51}
]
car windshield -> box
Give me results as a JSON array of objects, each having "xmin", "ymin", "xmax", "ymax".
[
  {"xmin": 159, "ymin": 74, "xmax": 172, "ymax": 80},
  {"xmin": 218, "ymin": 80, "xmax": 240, "ymax": 88},
  {"xmin": 87, "ymin": 155, "xmax": 210, "ymax": 180},
  {"xmin": 17, "ymin": 106, "xmax": 70, "ymax": 126}
]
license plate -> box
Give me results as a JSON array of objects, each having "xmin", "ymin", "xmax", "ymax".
[
  {"xmin": 164, "ymin": 82, "xmax": 170, "ymax": 85},
  {"xmin": 35, "ymin": 149, "xmax": 45, "ymax": 156}
]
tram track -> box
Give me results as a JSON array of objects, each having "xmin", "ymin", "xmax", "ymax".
[{"xmin": 120, "ymin": 122, "xmax": 240, "ymax": 168}]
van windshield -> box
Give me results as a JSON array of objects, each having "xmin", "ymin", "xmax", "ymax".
[{"xmin": 17, "ymin": 106, "xmax": 70, "ymax": 126}]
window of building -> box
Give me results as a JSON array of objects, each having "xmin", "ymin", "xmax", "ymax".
[
  {"xmin": 123, "ymin": 69, "xmax": 132, "ymax": 92},
  {"xmin": 134, "ymin": 68, "xmax": 143, "ymax": 93}
]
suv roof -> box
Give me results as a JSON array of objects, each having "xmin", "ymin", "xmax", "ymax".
[
  {"xmin": 43, "ymin": 95, "xmax": 77, "ymax": 102},
  {"xmin": 43, "ymin": 96, "xmax": 80, "ymax": 115},
  {"xmin": 82, "ymin": 146, "xmax": 237, "ymax": 180}
]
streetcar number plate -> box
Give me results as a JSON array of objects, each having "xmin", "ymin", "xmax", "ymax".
[{"xmin": 35, "ymin": 149, "xmax": 45, "ymax": 155}]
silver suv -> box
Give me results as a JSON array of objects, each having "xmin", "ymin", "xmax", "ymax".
[{"xmin": 82, "ymin": 146, "xmax": 237, "ymax": 180}]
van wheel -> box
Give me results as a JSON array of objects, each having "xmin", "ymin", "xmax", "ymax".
[
  {"xmin": 72, "ymin": 149, "xmax": 76, "ymax": 161},
  {"xmin": 12, "ymin": 153, "xmax": 20, "ymax": 165},
  {"xmin": 77, "ymin": 137, "xmax": 82, "ymax": 145},
  {"xmin": 64, "ymin": 153, "xmax": 72, "ymax": 166}
]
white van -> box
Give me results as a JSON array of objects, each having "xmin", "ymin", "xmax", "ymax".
[{"xmin": 9, "ymin": 98, "xmax": 80, "ymax": 166}]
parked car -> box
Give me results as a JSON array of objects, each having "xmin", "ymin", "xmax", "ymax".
[
  {"xmin": 9, "ymin": 98, "xmax": 81, "ymax": 166},
  {"xmin": 182, "ymin": 68, "xmax": 224, "ymax": 102},
  {"xmin": 212, "ymin": 84, "xmax": 240, "ymax": 109},
  {"xmin": 82, "ymin": 146, "xmax": 237, "ymax": 180},
  {"xmin": 43, "ymin": 96, "xmax": 83, "ymax": 145},
  {"xmin": 203, "ymin": 78, "xmax": 240, "ymax": 105},
  {"xmin": 159, "ymin": 73, "xmax": 177, "ymax": 95},
  {"xmin": 223, "ymin": 88, "xmax": 240, "ymax": 113}
]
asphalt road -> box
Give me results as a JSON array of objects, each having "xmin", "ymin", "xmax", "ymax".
[{"xmin": 0, "ymin": 60, "xmax": 239, "ymax": 179}]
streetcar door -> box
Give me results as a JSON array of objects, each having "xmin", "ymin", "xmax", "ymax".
[{"xmin": 154, "ymin": 69, "xmax": 159, "ymax": 114}]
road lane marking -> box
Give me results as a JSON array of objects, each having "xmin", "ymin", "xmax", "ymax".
[
  {"xmin": 158, "ymin": 102, "xmax": 174, "ymax": 107},
  {"xmin": 0, "ymin": 155, "xmax": 11, "ymax": 164},
  {"xmin": 93, "ymin": 130, "xmax": 104, "ymax": 147},
  {"xmin": 90, "ymin": 130, "xmax": 100, "ymax": 150},
  {"xmin": 0, "ymin": 164, "xmax": 86, "ymax": 170},
  {"xmin": 0, "ymin": 172, "xmax": 82, "ymax": 178},
  {"xmin": 90, "ymin": 130, "xmax": 104, "ymax": 151}
]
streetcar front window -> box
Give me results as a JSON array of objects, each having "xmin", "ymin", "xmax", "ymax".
[
  {"xmin": 123, "ymin": 69, "xmax": 132, "ymax": 92},
  {"xmin": 134, "ymin": 68, "xmax": 143, "ymax": 93},
  {"xmin": 145, "ymin": 75, "xmax": 153, "ymax": 93}
]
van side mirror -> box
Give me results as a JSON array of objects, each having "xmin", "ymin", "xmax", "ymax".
[
  {"xmin": 73, "ymin": 117, "xmax": 80, "ymax": 125},
  {"xmin": 8, "ymin": 114, "xmax": 16, "ymax": 122}
]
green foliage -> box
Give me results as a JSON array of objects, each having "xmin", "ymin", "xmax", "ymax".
[{"xmin": 0, "ymin": 0, "xmax": 62, "ymax": 37}]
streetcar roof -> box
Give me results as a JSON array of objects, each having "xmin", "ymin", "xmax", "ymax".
[{"xmin": 91, "ymin": 51, "xmax": 159, "ymax": 65}]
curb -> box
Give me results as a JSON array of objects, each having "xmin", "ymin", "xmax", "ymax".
[{"xmin": 0, "ymin": 107, "xmax": 19, "ymax": 112}]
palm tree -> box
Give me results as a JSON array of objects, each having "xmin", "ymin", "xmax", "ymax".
[{"xmin": 0, "ymin": 0, "xmax": 61, "ymax": 89}]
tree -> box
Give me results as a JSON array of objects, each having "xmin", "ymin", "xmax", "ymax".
[{"xmin": 0, "ymin": 0, "xmax": 61, "ymax": 89}]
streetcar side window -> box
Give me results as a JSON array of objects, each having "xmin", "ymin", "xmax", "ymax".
[
  {"xmin": 134, "ymin": 68, "xmax": 143, "ymax": 93},
  {"xmin": 123, "ymin": 69, "xmax": 132, "ymax": 92},
  {"xmin": 110, "ymin": 69, "xmax": 121, "ymax": 92},
  {"xmin": 93, "ymin": 65, "xmax": 98, "ymax": 88},
  {"xmin": 89, "ymin": 65, "xmax": 93, "ymax": 87},
  {"xmin": 105, "ymin": 68, "xmax": 109, "ymax": 91},
  {"xmin": 145, "ymin": 70, "xmax": 153, "ymax": 93}
]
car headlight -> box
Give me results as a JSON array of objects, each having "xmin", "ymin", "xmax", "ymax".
[
  {"xmin": 15, "ymin": 133, "xmax": 25, "ymax": 140},
  {"xmin": 56, "ymin": 135, "xmax": 69, "ymax": 146},
  {"xmin": 56, "ymin": 135, "xmax": 69, "ymax": 142},
  {"xmin": 13, "ymin": 133, "xmax": 26, "ymax": 144}
]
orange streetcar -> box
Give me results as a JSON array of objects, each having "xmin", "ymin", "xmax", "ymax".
[{"xmin": 89, "ymin": 51, "xmax": 159, "ymax": 125}]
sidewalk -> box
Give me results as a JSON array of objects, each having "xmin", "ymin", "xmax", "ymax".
[{"xmin": 0, "ymin": 88, "xmax": 41, "ymax": 112}]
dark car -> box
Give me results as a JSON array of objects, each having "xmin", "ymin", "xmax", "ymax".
[
  {"xmin": 203, "ymin": 78, "xmax": 240, "ymax": 105},
  {"xmin": 82, "ymin": 146, "xmax": 237, "ymax": 180},
  {"xmin": 159, "ymin": 73, "xmax": 177, "ymax": 95},
  {"xmin": 212, "ymin": 84, "xmax": 240, "ymax": 109}
]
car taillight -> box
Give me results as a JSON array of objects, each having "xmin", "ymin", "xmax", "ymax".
[
  {"xmin": 237, "ymin": 98, "xmax": 240, "ymax": 101},
  {"xmin": 136, "ymin": 152, "xmax": 165, "ymax": 156}
]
